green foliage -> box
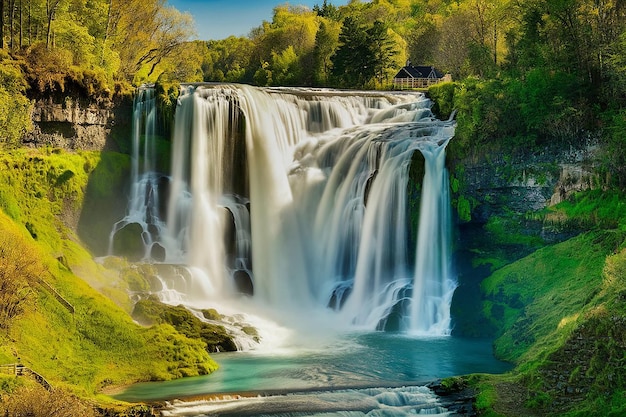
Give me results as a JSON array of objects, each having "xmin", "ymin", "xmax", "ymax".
[
  {"xmin": 544, "ymin": 190, "xmax": 626, "ymax": 233},
  {"xmin": 0, "ymin": 51, "xmax": 33, "ymax": 147},
  {"xmin": 601, "ymin": 110, "xmax": 626, "ymax": 188},
  {"xmin": 0, "ymin": 385, "xmax": 98, "ymax": 417},
  {"xmin": 203, "ymin": 36, "xmax": 254, "ymax": 83},
  {"xmin": 312, "ymin": 20, "xmax": 340, "ymax": 85},
  {"xmin": 0, "ymin": 162, "xmax": 218, "ymax": 397},
  {"xmin": 0, "ymin": 224, "xmax": 45, "ymax": 329},
  {"xmin": 456, "ymin": 195, "xmax": 472, "ymax": 222},
  {"xmin": 133, "ymin": 297, "xmax": 238, "ymax": 352},
  {"xmin": 428, "ymin": 82, "xmax": 456, "ymax": 120},
  {"xmin": 482, "ymin": 231, "xmax": 617, "ymax": 362},
  {"xmin": 331, "ymin": 17, "xmax": 399, "ymax": 88}
]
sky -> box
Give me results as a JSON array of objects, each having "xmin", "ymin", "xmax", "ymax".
[{"xmin": 167, "ymin": 0, "xmax": 351, "ymax": 41}]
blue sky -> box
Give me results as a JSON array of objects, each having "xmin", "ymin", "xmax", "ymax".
[{"xmin": 167, "ymin": 0, "xmax": 351, "ymax": 40}]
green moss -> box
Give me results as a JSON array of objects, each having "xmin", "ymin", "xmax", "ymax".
[
  {"xmin": 475, "ymin": 390, "xmax": 501, "ymax": 416},
  {"xmin": 543, "ymin": 189, "xmax": 626, "ymax": 233},
  {"xmin": 0, "ymin": 149, "xmax": 218, "ymax": 401},
  {"xmin": 482, "ymin": 232, "xmax": 612, "ymax": 363},
  {"xmin": 132, "ymin": 297, "xmax": 238, "ymax": 353}
]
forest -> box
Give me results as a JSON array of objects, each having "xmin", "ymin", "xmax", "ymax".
[{"xmin": 0, "ymin": 0, "xmax": 623, "ymax": 170}]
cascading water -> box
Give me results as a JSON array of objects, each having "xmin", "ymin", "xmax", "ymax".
[
  {"xmin": 111, "ymin": 84, "xmax": 457, "ymax": 336},
  {"xmin": 109, "ymin": 85, "xmax": 171, "ymax": 262}
]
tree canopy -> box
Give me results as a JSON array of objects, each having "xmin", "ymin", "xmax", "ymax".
[{"xmin": 1, "ymin": 0, "xmax": 626, "ymax": 171}]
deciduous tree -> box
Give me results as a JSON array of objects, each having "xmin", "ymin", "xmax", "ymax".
[{"xmin": 0, "ymin": 228, "xmax": 44, "ymax": 329}]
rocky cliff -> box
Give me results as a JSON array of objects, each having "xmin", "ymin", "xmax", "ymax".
[
  {"xmin": 449, "ymin": 134, "xmax": 603, "ymax": 338},
  {"xmin": 458, "ymin": 135, "xmax": 600, "ymax": 225},
  {"xmin": 22, "ymin": 96, "xmax": 132, "ymax": 151}
]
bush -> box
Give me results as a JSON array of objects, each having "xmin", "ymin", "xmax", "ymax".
[
  {"xmin": 0, "ymin": 52, "xmax": 32, "ymax": 147},
  {"xmin": 0, "ymin": 385, "xmax": 97, "ymax": 417},
  {"xmin": 0, "ymin": 229, "xmax": 45, "ymax": 329}
]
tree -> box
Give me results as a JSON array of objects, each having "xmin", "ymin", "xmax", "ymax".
[
  {"xmin": 107, "ymin": 0, "xmax": 194, "ymax": 82},
  {"xmin": 312, "ymin": 19, "xmax": 340, "ymax": 85},
  {"xmin": 435, "ymin": 10, "xmax": 472, "ymax": 78},
  {"xmin": 46, "ymin": 0, "xmax": 63, "ymax": 48},
  {"xmin": 248, "ymin": 4, "xmax": 319, "ymax": 86},
  {"xmin": 331, "ymin": 16, "xmax": 373, "ymax": 87},
  {"xmin": 0, "ymin": 228, "xmax": 44, "ymax": 329},
  {"xmin": 367, "ymin": 20, "xmax": 399, "ymax": 86},
  {"xmin": 313, "ymin": 0, "xmax": 340, "ymax": 21},
  {"xmin": 203, "ymin": 36, "xmax": 254, "ymax": 82}
]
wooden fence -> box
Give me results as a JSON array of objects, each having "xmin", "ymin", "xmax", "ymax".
[
  {"xmin": 39, "ymin": 279, "xmax": 75, "ymax": 315},
  {"xmin": 0, "ymin": 364, "xmax": 52, "ymax": 390},
  {"xmin": 393, "ymin": 74, "xmax": 452, "ymax": 90}
]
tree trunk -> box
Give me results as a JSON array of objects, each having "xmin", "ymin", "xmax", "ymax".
[
  {"xmin": 45, "ymin": 0, "xmax": 60, "ymax": 49},
  {"xmin": 0, "ymin": 0, "xmax": 4, "ymax": 49},
  {"xmin": 101, "ymin": 0, "xmax": 112, "ymax": 63},
  {"xmin": 9, "ymin": 0, "xmax": 14, "ymax": 49},
  {"xmin": 18, "ymin": 0, "xmax": 21, "ymax": 48}
]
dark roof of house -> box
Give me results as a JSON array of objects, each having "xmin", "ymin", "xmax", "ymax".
[{"xmin": 394, "ymin": 65, "xmax": 444, "ymax": 79}]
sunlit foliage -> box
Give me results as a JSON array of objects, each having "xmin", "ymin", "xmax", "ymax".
[
  {"xmin": 0, "ymin": 221, "xmax": 44, "ymax": 330},
  {"xmin": 0, "ymin": 385, "xmax": 98, "ymax": 417}
]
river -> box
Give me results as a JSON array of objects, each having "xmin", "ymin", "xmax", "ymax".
[{"xmin": 114, "ymin": 331, "xmax": 510, "ymax": 416}]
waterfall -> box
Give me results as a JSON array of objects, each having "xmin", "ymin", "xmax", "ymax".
[
  {"xmin": 108, "ymin": 85, "xmax": 170, "ymax": 261},
  {"xmin": 111, "ymin": 84, "xmax": 457, "ymax": 335}
]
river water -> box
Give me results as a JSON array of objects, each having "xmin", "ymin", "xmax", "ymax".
[{"xmin": 114, "ymin": 332, "xmax": 510, "ymax": 416}]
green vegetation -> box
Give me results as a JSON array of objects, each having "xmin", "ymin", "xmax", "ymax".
[
  {"xmin": 133, "ymin": 297, "xmax": 239, "ymax": 353},
  {"xmin": 1, "ymin": 0, "xmax": 626, "ymax": 415},
  {"xmin": 461, "ymin": 189, "xmax": 626, "ymax": 415},
  {"xmin": 0, "ymin": 150, "xmax": 218, "ymax": 413}
]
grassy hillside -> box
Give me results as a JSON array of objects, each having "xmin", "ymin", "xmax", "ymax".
[
  {"xmin": 0, "ymin": 149, "xmax": 218, "ymax": 412},
  {"xmin": 467, "ymin": 192, "xmax": 626, "ymax": 416}
]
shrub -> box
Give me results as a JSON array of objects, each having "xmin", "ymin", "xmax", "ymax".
[
  {"xmin": 0, "ymin": 385, "xmax": 97, "ymax": 417},
  {"xmin": 0, "ymin": 228, "xmax": 45, "ymax": 329}
]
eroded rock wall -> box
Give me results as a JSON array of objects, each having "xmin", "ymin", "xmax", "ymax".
[
  {"xmin": 22, "ymin": 96, "xmax": 132, "ymax": 151},
  {"xmin": 459, "ymin": 135, "xmax": 600, "ymax": 225}
]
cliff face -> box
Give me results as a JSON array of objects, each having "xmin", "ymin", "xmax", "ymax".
[
  {"xmin": 22, "ymin": 96, "xmax": 132, "ymax": 151},
  {"xmin": 459, "ymin": 135, "xmax": 600, "ymax": 225},
  {"xmin": 449, "ymin": 135, "xmax": 602, "ymax": 337}
]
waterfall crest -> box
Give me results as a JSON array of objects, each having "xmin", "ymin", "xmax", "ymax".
[{"xmin": 111, "ymin": 84, "xmax": 457, "ymax": 335}]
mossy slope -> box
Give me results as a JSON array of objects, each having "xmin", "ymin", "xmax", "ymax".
[
  {"xmin": 0, "ymin": 149, "xmax": 218, "ymax": 404},
  {"xmin": 474, "ymin": 192, "xmax": 626, "ymax": 416}
]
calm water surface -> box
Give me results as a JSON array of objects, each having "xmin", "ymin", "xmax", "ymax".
[{"xmin": 115, "ymin": 332, "xmax": 510, "ymax": 404}]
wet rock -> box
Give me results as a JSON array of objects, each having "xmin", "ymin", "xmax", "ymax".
[
  {"xmin": 112, "ymin": 222, "xmax": 145, "ymax": 261},
  {"xmin": 233, "ymin": 269, "xmax": 253, "ymax": 295},
  {"xmin": 150, "ymin": 242, "xmax": 166, "ymax": 262}
]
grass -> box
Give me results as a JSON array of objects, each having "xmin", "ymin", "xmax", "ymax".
[
  {"xmin": 471, "ymin": 189, "xmax": 626, "ymax": 415},
  {"xmin": 0, "ymin": 149, "xmax": 218, "ymax": 409},
  {"xmin": 0, "ymin": 209, "xmax": 217, "ymax": 396}
]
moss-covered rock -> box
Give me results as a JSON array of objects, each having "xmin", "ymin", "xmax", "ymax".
[{"xmin": 132, "ymin": 297, "xmax": 238, "ymax": 352}]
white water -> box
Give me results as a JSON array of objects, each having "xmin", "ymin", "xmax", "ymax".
[
  {"xmin": 159, "ymin": 386, "xmax": 451, "ymax": 417},
  {"xmin": 111, "ymin": 84, "xmax": 457, "ymax": 336},
  {"xmin": 108, "ymin": 86, "xmax": 170, "ymax": 260}
]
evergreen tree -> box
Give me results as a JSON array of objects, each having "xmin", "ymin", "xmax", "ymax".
[
  {"xmin": 331, "ymin": 16, "xmax": 374, "ymax": 87},
  {"xmin": 312, "ymin": 19, "xmax": 339, "ymax": 86},
  {"xmin": 313, "ymin": 0, "xmax": 340, "ymax": 21},
  {"xmin": 367, "ymin": 20, "xmax": 398, "ymax": 86}
]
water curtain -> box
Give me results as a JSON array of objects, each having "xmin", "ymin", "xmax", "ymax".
[{"xmin": 111, "ymin": 84, "xmax": 457, "ymax": 335}]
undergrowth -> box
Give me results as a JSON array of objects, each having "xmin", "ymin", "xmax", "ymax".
[
  {"xmin": 474, "ymin": 188, "xmax": 626, "ymax": 416},
  {"xmin": 0, "ymin": 149, "xmax": 218, "ymax": 408}
]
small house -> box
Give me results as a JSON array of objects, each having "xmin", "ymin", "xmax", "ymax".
[{"xmin": 393, "ymin": 61, "xmax": 451, "ymax": 89}]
